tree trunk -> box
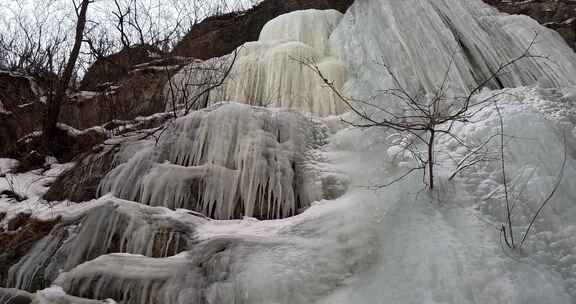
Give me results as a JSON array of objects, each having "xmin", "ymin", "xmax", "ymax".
[
  {"xmin": 428, "ymin": 129, "xmax": 435, "ymax": 190},
  {"xmin": 42, "ymin": 0, "xmax": 90, "ymax": 153}
]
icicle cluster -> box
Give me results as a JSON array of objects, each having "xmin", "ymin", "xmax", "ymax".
[
  {"xmin": 165, "ymin": 9, "xmax": 348, "ymax": 117},
  {"xmin": 98, "ymin": 103, "xmax": 327, "ymax": 220},
  {"xmin": 6, "ymin": 199, "xmax": 197, "ymax": 292}
]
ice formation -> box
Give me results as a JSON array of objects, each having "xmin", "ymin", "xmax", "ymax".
[
  {"xmin": 98, "ymin": 103, "xmax": 329, "ymax": 220},
  {"xmin": 165, "ymin": 9, "xmax": 348, "ymax": 116},
  {"xmin": 3, "ymin": 0, "xmax": 576, "ymax": 303},
  {"xmin": 331, "ymin": 0, "xmax": 576, "ymax": 99},
  {"xmin": 5, "ymin": 197, "xmax": 200, "ymax": 292}
]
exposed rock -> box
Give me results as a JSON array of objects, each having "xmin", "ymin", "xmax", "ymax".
[
  {"xmin": 0, "ymin": 72, "xmax": 44, "ymax": 111},
  {"xmin": 2, "ymin": 199, "xmax": 196, "ymax": 293},
  {"xmin": 0, "ymin": 55, "xmax": 186, "ymax": 160},
  {"xmin": 44, "ymin": 112, "xmax": 173, "ymax": 203},
  {"xmin": 0, "ymin": 72, "xmax": 47, "ymax": 156},
  {"xmin": 484, "ymin": 0, "xmax": 576, "ymax": 49},
  {"xmin": 171, "ymin": 0, "xmax": 354, "ymax": 59},
  {"xmin": 7, "ymin": 124, "xmax": 108, "ymax": 170},
  {"xmin": 7, "ymin": 213, "xmax": 32, "ymax": 231},
  {"xmin": 80, "ymin": 44, "xmax": 164, "ymax": 91},
  {"xmin": 60, "ymin": 56, "xmax": 192, "ymax": 130},
  {"xmin": 43, "ymin": 144, "xmax": 118, "ymax": 203},
  {"xmin": 0, "ymin": 216, "xmax": 60, "ymax": 291}
]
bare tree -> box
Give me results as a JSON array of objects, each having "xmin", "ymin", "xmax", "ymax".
[
  {"xmin": 164, "ymin": 49, "xmax": 239, "ymax": 118},
  {"xmin": 497, "ymin": 107, "xmax": 568, "ymax": 250},
  {"xmin": 0, "ymin": 0, "xmax": 69, "ymax": 74},
  {"xmin": 42, "ymin": 0, "xmax": 92, "ymax": 151},
  {"xmin": 299, "ymin": 38, "xmax": 546, "ymax": 190}
]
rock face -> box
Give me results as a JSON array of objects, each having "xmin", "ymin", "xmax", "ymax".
[
  {"xmin": 171, "ymin": 0, "xmax": 354, "ymax": 59},
  {"xmin": 0, "ymin": 72, "xmax": 47, "ymax": 155},
  {"xmin": 79, "ymin": 44, "xmax": 164, "ymax": 91},
  {"xmin": 484, "ymin": 0, "xmax": 576, "ymax": 49},
  {"xmin": 0, "ymin": 215, "xmax": 60, "ymax": 291},
  {"xmin": 60, "ymin": 57, "xmax": 191, "ymax": 130}
]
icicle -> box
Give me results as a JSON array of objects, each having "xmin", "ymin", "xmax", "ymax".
[
  {"xmin": 5, "ymin": 198, "xmax": 199, "ymax": 292},
  {"xmin": 165, "ymin": 9, "xmax": 348, "ymax": 117},
  {"xmin": 98, "ymin": 103, "xmax": 327, "ymax": 220}
]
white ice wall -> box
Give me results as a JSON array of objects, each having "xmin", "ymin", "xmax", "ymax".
[
  {"xmin": 331, "ymin": 0, "xmax": 576, "ymax": 100},
  {"xmin": 98, "ymin": 103, "xmax": 327, "ymax": 220},
  {"xmin": 166, "ymin": 9, "xmax": 348, "ymax": 117}
]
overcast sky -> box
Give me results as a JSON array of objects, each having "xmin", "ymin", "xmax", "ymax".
[{"xmin": 0, "ymin": 0, "xmax": 260, "ymax": 73}]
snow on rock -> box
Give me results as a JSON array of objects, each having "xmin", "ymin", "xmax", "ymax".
[
  {"xmin": 33, "ymin": 286, "xmax": 117, "ymax": 304},
  {"xmin": 98, "ymin": 103, "xmax": 331, "ymax": 220},
  {"xmin": 166, "ymin": 9, "xmax": 348, "ymax": 117},
  {"xmin": 0, "ymin": 159, "xmax": 73, "ymax": 208}
]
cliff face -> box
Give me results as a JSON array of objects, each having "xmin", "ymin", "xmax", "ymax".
[
  {"xmin": 0, "ymin": 72, "xmax": 46, "ymax": 155},
  {"xmin": 483, "ymin": 0, "xmax": 576, "ymax": 49},
  {"xmin": 79, "ymin": 44, "xmax": 163, "ymax": 91},
  {"xmin": 3, "ymin": 0, "xmax": 575, "ymax": 159},
  {"xmin": 170, "ymin": 0, "xmax": 354, "ymax": 59},
  {"xmin": 76, "ymin": 0, "xmax": 576, "ymax": 133},
  {"xmin": 171, "ymin": 0, "xmax": 576, "ymax": 61},
  {"xmin": 70, "ymin": 0, "xmax": 355, "ymax": 130}
]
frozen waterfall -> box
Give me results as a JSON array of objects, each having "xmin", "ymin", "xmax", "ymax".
[
  {"xmin": 331, "ymin": 0, "xmax": 576, "ymax": 98},
  {"xmin": 98, "ymin": 103, "xmax": 330, "ymax": 220},
  {"xmin": 165, "ymin": 9, "xmax": 348, "ymax": 117},
  {"xmin": 2, "ymin": 0, "xmax": 576, "ymax": 303},
  {"xmin": 4, "ymin": 197, "xmax": 199, "ymax": 293}
]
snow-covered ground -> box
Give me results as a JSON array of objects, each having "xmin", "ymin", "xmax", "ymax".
[{"xmin": 0, "ymin": 159, "xmax": 74, "ymax": 227}]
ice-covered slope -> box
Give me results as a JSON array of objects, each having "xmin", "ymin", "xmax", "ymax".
[
  {"xmin": 8, "ymin": 90, "xmax": 576, "ymax": 304},
  {"xmin": 6, "ymin": 197, "xmax": 198, "ymax": 292},
  {"xmin": 316, "ymin": 87, "xmax": 576, "ymax": 304}
]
